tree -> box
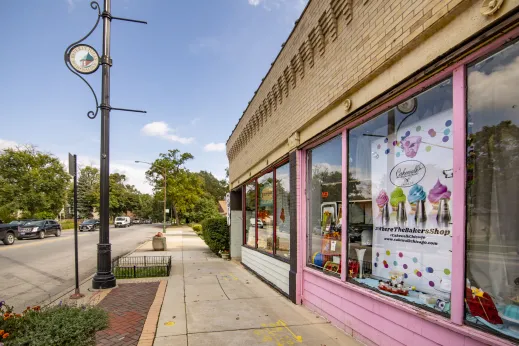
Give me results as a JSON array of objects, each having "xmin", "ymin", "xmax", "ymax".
[
  {"xmin": 186, "ymin": 196, "xmax": 220, "ymax": 223},
  {"xmin": 197, "ymin": 170, "xmax": 228, "ymax": 202},
  {"xmin": 146, "ymin": 150, "xmax": 204, "ymax": 225},
  {"xmin": 134, "ymin": 193, "xmax": 154, "ymax": 219},
  {"xmin": 74, "ymin": 166, "xmax": 100, "ymax": 218},
  {"xmin": 0, "ymin": 146, "xmax": 70, "ymax": 219}
]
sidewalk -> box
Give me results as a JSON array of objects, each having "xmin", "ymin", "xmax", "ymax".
[{"xmin": 141, "ymin": 226, "xmax": 361, "ymax": 346}]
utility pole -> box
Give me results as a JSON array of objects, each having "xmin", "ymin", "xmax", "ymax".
[
  {"xmin": 69, "ymin": 154, "xmax": 84, "ymax": 299},
  {"xmin": 163, "ymin": 167, "xmax": 167, "ymax": 233},
  {"xmin": 64, "ymin": 0, "xmax": 146, "ymax": 290}
]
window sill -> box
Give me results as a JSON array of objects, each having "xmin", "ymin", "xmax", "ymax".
[
  {"xmin": 302, "ymin": 267, "xmax": 515, "ymax": 346},
  {"xmin": 242, "ymin": 245, "xmax": 291, "ymax": 264}
]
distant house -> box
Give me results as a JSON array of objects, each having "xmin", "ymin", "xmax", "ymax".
[{"xmin": 218, "ymin": 200, "xmax": 227, "ymax": 216}]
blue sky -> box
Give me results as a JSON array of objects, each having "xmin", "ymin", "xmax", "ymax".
[{"xmin": 0, "ymin": 0, "xmax": 307, "ymax": 193}]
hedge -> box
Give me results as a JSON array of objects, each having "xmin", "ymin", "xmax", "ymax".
[
  {"xmin": 201, "ymin": 217, "xmax": 229, "ymax": 255},
  {"xmin": 192, "ymin": 224, "xmax": 202, "ymax": 236}
]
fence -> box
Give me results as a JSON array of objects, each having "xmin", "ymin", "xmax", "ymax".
[{"xmin": 112, "ymin": 256, "xmax": 171, "ymax": 279}]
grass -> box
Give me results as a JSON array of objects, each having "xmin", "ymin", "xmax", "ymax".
[{"xmin": 113, "ymin": 266, "xmax": 169, "ymax": 279}]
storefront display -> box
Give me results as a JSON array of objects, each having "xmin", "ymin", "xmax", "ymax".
[
  {"xmin": 465, "ymin": 39, "xmax": 519, "ymax": 341},
  {"xmin": 276, "ymin": 163, "xmax": 290, "ymax": 258},
  {"xmin": 245, "ymin": 183, "xmax": 256, "ymax": 247},
  {"xmin": 307, "ymin": 135, "xmax": 342, "ymax": 276},
  {"xmin": 258, "ymin": 172, "xmax": 274, "ymax": 253},
  {"xmin": 347, "ymin": 79, "xmax": 454, "ymax": 315}
]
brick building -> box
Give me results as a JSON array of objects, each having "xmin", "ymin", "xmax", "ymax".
[{"xmin": 227, "ymin": 0, "xmax": 519, "ymax": 344}]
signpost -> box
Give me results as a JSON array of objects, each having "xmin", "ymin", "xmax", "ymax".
[
  {"xmin": 68, "ymin": 153, "xmax": 83, "ymax": 299},
  {"xmin": 64, "ymin": 0, "xmax": 147, "ymax": 290}
]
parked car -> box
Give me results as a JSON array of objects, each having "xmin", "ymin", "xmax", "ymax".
[
  {"xmin": 8, "ymin": 219, "xmax": 38, "ymax": 226},
  {"xmin": 0, "ymin": 223, "xmax": 19, "ymax": 245},
  {"xmin": 80, "ymin": 219, "xmax": 100, "ymax": 232},
  {"xmin": 133, "ymin": 218, "xmax": 141, "ymax": 225},
  {"xmin": 18, "ymin": 220, "xmax": 61, "ymax": 239},
  {"xmin": 114, "ymin": 216, "xmax": 131, "ymax": 228}
]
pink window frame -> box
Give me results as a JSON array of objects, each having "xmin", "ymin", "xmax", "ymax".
[{"xmin": 298, "ymin": 26, "xmax": 519, "ymax": 343}]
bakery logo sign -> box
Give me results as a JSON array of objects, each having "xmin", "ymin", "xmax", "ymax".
[{"xmin": 390, "ymin": 160, "xmax": 426, "ymax": 187}]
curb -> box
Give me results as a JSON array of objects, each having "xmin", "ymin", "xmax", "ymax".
[{"xmin": 138, "ymin": 280, "xmax": 168, "ymax": 346}]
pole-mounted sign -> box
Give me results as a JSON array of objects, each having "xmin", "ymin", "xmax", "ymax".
[
  {"xmin": 64, "ymin": 0, "xmax": 147, "ymax": 290},
  {"xmin": 67, "ymin": 44, "xmax": 100, "ymax": 75}
]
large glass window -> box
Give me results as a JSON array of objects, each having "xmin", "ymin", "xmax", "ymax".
[
  {"xmin": 465, "ymin": 41, "xmax": 519, "ymax": 341},
  {"xmin": 307, "ymin": 135, "xmax": 342, "ymax": 277},
  {"xmin": 257, "ymin": 172, "xmax": 274, "ymax": 253},
  {"xmin": 245, "ymin": 182, "xmax": 256, "ymax": 247},
  {"xmin": 347, "ymin": 79, "xmax": 453, "ymax": 316},
  {"xmin": 276, "ymin": 163, "xmax": 291, "ymax": 259}
]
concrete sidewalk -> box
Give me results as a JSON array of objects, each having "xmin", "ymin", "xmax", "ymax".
[{"xmin": 135, "ymin": 226, "xmax": 361, "ymax": 346}]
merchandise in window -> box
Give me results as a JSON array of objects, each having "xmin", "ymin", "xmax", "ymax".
[
  {"xmin": 347, "ymin": 79, "xmax": 453, "ymax": 316},
  {"xmin": 465, "ymin": 40, "xmax": 519, "ymax": 341},
  {"xmin": 245, "ymin": 182, "xmax": 256, "ymax": 247},
  {"xmin": 276, "ymin": 163, "xmax": 291, "ymax": 259},
  {"xmin": 257, "ymin": 172, "xmax": 274, "ymax": 253},
  {"xmin": 307, "ymin": 135, "xmax": 342, "ymax": 277}
]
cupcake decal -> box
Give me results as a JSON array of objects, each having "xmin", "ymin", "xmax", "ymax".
[
  {"xmin": 376, "ymin": 190, "xmax": 390, "ymax": 225},
  {"xmin": 390, "ymin": 187, "xmax": 406, "ymax": 208},
  {"xmin": 428, "ymin": 179, "xmax": 451, "ymax": 211},
  {"xmin": 376, "ymin": 190, "xmax": 389, "ymax": 211},
  {"xmin": 408, "ymin": 184, "xmax": 426, "ymax": 213}
]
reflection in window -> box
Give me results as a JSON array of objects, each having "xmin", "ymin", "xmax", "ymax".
[
  {"xmin": 245, "ymin": 182, "xmax": 256, "ymax": 247},
  {"xmin": 466, "ymin": 41, "xmax": 519, "ymax": 341},
  {"xmin": 276, "ymin": 163, "xmax": 290, "ymax": 258},
  {"xmin": 258, "ymin": 173, "xmax": 274, "ymax": 253},
  {"xmin": 347, "ymin": 78, "xmax": 453, "ymax": 317},
  {"xmin": 307, "ymin": 136, "xmax": 342, "ymax": 277}
]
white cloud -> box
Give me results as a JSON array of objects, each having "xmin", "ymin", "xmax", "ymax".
[
  {"xmin": 0, "ymin": 139, "xmax": 18, "ymax": 151},
  {"xmin": 468, "ymin": 56, "xmax": 519, "ymax": 112},
  {"xmin": 204, "ymin": 142, "xmax": 226, "ymax": 152},
  {"xmin": 248, "ymin": 0, "xmax": 263, "ymax": 6},
  {"xmin": 141, "ymin": 121, "xmax": 194, "ymax": 144}
]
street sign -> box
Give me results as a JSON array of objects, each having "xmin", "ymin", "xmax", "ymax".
[
  {"xmin": 166, "ymin": 209, "xmax": 170, "ymax": 214},
  {"xmin": 67, "ymin": 44, "xmax": 100, "ymax": 75},
  {"xmin": 225, "ymin": 193, "xmax": 231, "ymax": 226},
  {"xmin": 68, "ymin": 153, "xmax": 76, "ymax": 176}
]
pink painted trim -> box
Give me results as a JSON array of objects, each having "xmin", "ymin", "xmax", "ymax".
[
  {"xmin": 341, "ymin": 130, "xmax": 347, "ymax": 281},
  {"xmin": 451, "ymin": 66, "xmax": 467, "ymax": 325},
  {"xmin": 296, "ymin": 149, "xmax": 304, "ymax": 305},
  {"xmin": 301, "ymin": 149, "xmax": 307, "ymax": 281},
  {"xmin": 303, "ymin": 268, "xmax": 515, "ymax": 346}
]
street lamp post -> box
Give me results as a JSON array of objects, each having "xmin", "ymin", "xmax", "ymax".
[
  {"xmin": 136, "ymin": 161, "xmax": 167, "ymax": 233},
  {"xmin": 64, "ymin": 0, "xmax": 147, "ymax": 290}
]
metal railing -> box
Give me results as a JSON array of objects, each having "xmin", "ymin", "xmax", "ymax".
[{"xmin": 112, "ymin": 256, "xmax": 171, "ymax": 279}]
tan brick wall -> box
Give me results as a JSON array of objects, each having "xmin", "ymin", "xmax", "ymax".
[{"xmin": 227, "ymin": 0, "xmax": 519, "ymax": 186}]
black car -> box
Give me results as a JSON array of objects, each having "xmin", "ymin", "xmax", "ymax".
[
  {"xmin": 18, "ymin": 220, "xmax": 62, "ymax": 239},
  {"xmin": 80, "ymin": 219, "xmax": 100, "ymax": 232},
  {"xmin": 0, "ymin": 224, "xmax": 19, "ymax": 245}
]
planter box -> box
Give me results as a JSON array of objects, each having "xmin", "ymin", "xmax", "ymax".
[{"xmin": 152, "ymin": 236, "xmax": 167, "ymax": 251}]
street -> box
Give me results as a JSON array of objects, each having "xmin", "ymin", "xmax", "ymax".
[{"xmin": 0, "ymin": 224, "xmax": 159, "ymax": 310}]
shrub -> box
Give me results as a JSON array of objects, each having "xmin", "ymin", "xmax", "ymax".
[
  {"xmin": 201, "ymin": 217, "xmax": 229, "ymax": 255},
  {"xmin": 59, "ymin": 220, "xmax": 76, "ymax": 230},
  {"xmin": 192, "ymin": 224, "xmax": 202, "ymax": 235},
  {"xmin": 0, "ymin": 301, "xmax": 108, "ymax": 346}
]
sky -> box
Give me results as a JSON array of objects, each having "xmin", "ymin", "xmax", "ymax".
[{"xmin": 0, "ymin": 0, "xmax": 307, "ymax": 193}]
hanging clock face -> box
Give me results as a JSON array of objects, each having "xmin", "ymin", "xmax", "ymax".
[
  {"xmin": 67, "ymin": 44, "xmax": 100, "ymax": 74},
  {"xmin": 397, "ymin": 98, "xmax": 417, "ymax": 114}
]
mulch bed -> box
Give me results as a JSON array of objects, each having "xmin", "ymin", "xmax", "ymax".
[{"xmin": 96, "ymin": 282, "xmax": 160, "ymax": 346}]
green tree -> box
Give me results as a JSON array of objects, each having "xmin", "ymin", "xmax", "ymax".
[
  {"xmin": 134, "ymin": 193, "xmax": 154, "ymax": 219},
  {"xmin": 73, "ymin": 166, "xmax": 100, "ymax": 218},
  {"xmin": 197, "ymin": 171, "xmax": 228, "ymax": 202},
  {"xmin": 0, "ymin": 146, "xmax": 70, "ymax": 218},
  {"xmin": 186, "ymin": 196, "xmax": 220, "ymax": 223},
  {"xmin": 146, "ymin": 150, "xmax": 204, "ymax": 224}
]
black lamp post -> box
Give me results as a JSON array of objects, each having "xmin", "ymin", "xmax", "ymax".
[{"xmin": 64, "ymin": 0, "xmax": 147, "ymax": 290}]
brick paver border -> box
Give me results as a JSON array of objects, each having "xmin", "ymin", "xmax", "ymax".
[{"xmin": 137, "ymin": 280, "xmax": 168, "ymax": 346}]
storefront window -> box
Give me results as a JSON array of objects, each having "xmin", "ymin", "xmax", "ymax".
[
  {"xmin": 245, "ymin": 182, "xmax": 256, "ymax": 247},
  {"xmin": 465, "ymin": 41, "xmax": 519, "ymax": 340},
  {"xmin": 276, "ymin": 163, "xmax": 291, "ymax": 259},
  {"xmin": 347, "ymin": 79, "xmax": 453, "ymax": 316},
  {"xmin": 307, "ymin": 135, "xmax": 342, "ymax": 277},
  {"xmin": 257, "ymin": 172, "xmax": 274, "ymax": 253}
]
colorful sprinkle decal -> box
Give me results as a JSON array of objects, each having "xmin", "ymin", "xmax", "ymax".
[
  {"xmin": 412, "ymin": 257, "xmax": 418, "ymax": 263},
  {"xmin": 393, "ymin": 261, "xmax": 398, "ymax": 266},
  {"xmin": 425, "ymin": 146, "xmax": 432, "ymax": 152},
  {"xmin": 377, "ymin": 144, "xmax": 381, "ymax": 149},
  {"xmin": 426, "ymin": 267, "xmax": 434, "ymax": 273},
  {"xmin": 403, "ymin": 264, "xmax": 408, "ymax": 269},
  {"xmin": 405, "ymin": 131, "xmax": 410, "ymax": 137},
  {"xmin": 386, "ymin": 250, "xmax": 391, "ymax": 256},
  {"xmin": 445, "ymin": 120, "xmax": 452, "ymax": 127},
  {"xmin": 398, "ymin": 252, "xmax": 403, "ymax": 258},
  {"xmin": 385, "ymin": 149, "xmax": 390, "ymax": 154},
  {"xmin": 416, "ymin": 126, "xmax": 421, "ymax": 131},
  {"xmin": 396, "ymin": 152, "xmax": 401, "ymax": 157},
  {"xmin": 444, "ymin": 269, "xmax": 451, "ymax": 275},
  {"xmin": 429, "ymin": 281, "xmax": 435, "ymax": 287},
  {"xmin": 444, "ymin": 129, "xmax": 450, "ymax": 135},
  {"xmin": 384, "ymin": 138, "xmax": 388, "ymax": 143},
  {"xmin": 417, "ymin": 271, "xmax": 422, "ymax": 277},
  {"xmin": 404, "ymin": 273, "xmax": 408, "ymax": 279},
  {"xmin": 442, "ymin": 136, "xmax": 449, "ymax": 143},
  {"xmin": 376, "ymin": 252, "xmax": 379, "ymax": 257},
  {"xmin": 374, "ymin": 263, "xmax": 378, "ymax": 267}
]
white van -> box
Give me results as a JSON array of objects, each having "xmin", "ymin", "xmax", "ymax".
[{"xmin": 114, "ymin": 216, "xmax": 131, "ymax": 228}]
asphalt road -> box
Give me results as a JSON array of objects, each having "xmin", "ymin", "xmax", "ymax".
[{"xmin": 0, "ymin": 224, "xmax": 159, "ymax": 310}]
